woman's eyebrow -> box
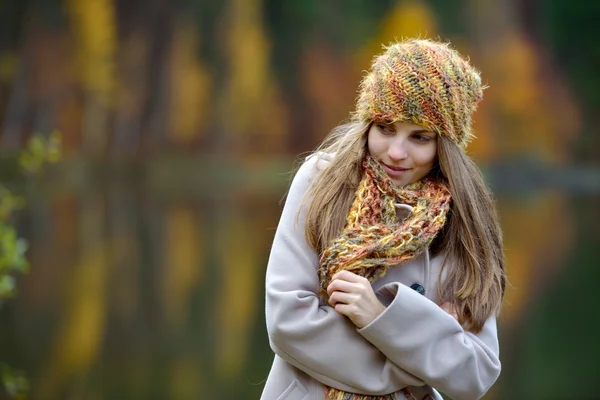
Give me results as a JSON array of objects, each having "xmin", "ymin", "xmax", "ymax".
[{"xmin": 410, "ymin": 129, "xmax": 432, "ymax": 134}]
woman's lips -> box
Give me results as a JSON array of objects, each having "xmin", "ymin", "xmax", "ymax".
[{"xmin": 382, "ymin": 163, "xmax": 411, "ymax": 176}]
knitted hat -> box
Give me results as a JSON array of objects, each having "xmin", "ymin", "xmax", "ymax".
[{"xmin": 353, "ymin": 39, "xmax": 485, "ymax": 148}]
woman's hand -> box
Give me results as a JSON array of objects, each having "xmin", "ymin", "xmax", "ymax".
[{"xmin": 326, "ymin": 270, "xmax": 386, "ymax": 328}]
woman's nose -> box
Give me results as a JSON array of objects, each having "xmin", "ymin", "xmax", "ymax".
[{"xmin": 388, "ymin": 138, "xmax": 408, "ymax": 160}]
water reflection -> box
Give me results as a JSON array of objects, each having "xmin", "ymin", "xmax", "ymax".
[{"xmin": 0, "ymin": 177, "xmax": 598, "ymax": 399}]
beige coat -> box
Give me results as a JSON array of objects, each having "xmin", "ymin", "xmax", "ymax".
[{"xmin": 261, "ymin": 154, "xmax": 501, "ymax": 400}]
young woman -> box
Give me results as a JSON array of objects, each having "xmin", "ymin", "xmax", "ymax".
[{"xmin": 261, "ymin": 39, "xmax": 506, "ymax": 400}]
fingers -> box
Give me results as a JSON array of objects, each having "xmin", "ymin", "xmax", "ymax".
[
  {"xmin": 326, "ymin": 278, "xmax": 357, "ymax": 297},
  {"xmin": 327, "ymin": 271, "xmax": 384, "ymax": 328},
  {"xmin": 331, "ymin": 270, "xmax": 366, "ymax": 283},
  {"xmin": 327, "ymin": 290, "xmax": 355, "ymax": 308},
  {"xmin": 332, "ymin": 302, "xmax": 352, "ymax": 316}
]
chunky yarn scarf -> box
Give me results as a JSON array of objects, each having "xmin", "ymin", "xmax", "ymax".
[{"xmin": 318, "ymin": 154, "xmax": 452, "ymax": 400}]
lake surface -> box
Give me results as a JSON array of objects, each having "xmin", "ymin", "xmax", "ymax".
[{"xmin": 0, "ymin": 163, "xmax": 598, "ymax": 399}]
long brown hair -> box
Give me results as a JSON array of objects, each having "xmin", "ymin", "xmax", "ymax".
[{"xmin": 302, "ymin": 121, "xmax": 506, "ymax": 332}]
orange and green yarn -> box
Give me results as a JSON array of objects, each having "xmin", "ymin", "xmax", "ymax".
[
  {"xmin": 319, "ymin": 154, "xmax": 451, "ymax": 293},
  {"xmin": 353, "ymin": 38, "xmax": 485, "ymax": 148},
  {"xmin": 318, "ymin": 154, "xmax": 451, "ymax": 400},
  {"xmin": 324, "ymin": 386, "xmax": 420, "ymax": 400}
]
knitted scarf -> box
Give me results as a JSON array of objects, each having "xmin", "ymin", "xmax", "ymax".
[{"xmin": 318, "ymin": 154, "xmax": 452, "ymax": 400}]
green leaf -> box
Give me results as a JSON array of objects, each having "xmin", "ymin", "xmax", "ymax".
[
  {"xmin": 1, "ymin": 363, "xmax": 29, "ymax": 396},
  {"xmin": 0, "ymin": 275, "xmax": 15, "ymax": 297}
]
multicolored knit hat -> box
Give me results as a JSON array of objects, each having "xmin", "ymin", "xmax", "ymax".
[{"xmin": 353, "ymin": 39, "xmax": 485, "ymax": 148}]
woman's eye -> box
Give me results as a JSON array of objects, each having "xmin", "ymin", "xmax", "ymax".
[
  {"xmin": 377, "ymin": 124, "xmax": 394, "ymax": 135},
  {"xmin": 413, "ymin": 134, "xmax": 433, "ymax": 142}
]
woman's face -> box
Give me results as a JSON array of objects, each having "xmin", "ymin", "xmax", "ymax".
[{"xmin": 367, "ymin": 121, "xmax": 438, "ymax": 187}]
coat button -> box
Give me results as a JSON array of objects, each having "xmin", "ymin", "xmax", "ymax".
[{"xmin": 410, "ymin": 283, "xmax": 425, "ymax": 295}]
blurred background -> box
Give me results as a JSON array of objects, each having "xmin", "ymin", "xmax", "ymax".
[{"xmin": 0, "ymin": 0, "xmax": 599, "ymax": 399}]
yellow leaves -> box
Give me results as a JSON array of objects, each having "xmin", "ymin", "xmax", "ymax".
[
  {"xmin": 357, "ymin": 0, "xmax": 438, "ymax": 69},
  {"xmin": 226, "ymin": 0, "xmax": 269, "ymax": 106},
  {"xmin": 35, "ymin": 240, "xmax": 108, "ymax": 398},
  {"xmin": 67, "ymin": 0, "xmax": 116, "ymax": 102},
  {"xmin": 379, "ymin": 0, "xmax": 438, "ymax": 41},
  {"xmin": 487, "ymin": 35, "xmax": 551, "ymax": 157},
  {"xmin": 481, "ymin": 33, "xmax": 581, "ymax": 162},
  {"xmin": 222, "ymin": 0, "xmax": 288, "ymax": 155},
  {"xmin": 66, "ymin": 0, "xmax": 117, "ymax": 151},
  {"xmin": 468, "ymin": 88, "xmax": 494, "ymax": 161},
  {"xmin": 494, "ymin": 37, "xmax": 538, "ymax": 115},
  {"xmin": 169, "ymin": 21, "xmax": 212, "ymax": 145},
  {"xmin": 301, "ymin": 44, "xmax": 357, "ymax": 144},
  {"xmin": 215, "ymin": 205, "xmax": 263, "ymax": 377}
]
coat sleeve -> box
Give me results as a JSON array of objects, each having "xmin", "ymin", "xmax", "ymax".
[
  {"xmin": 265, "ymin": 155, "xmax": 425, "ymax": 395},
  {"xmin": 357, "ymin": 282, "xmax": 502, "ymax": 400}
]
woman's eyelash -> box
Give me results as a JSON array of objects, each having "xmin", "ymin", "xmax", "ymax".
[{"xmin": 377, "ymin": 124, "xmax": 394, "ymax": 133}]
